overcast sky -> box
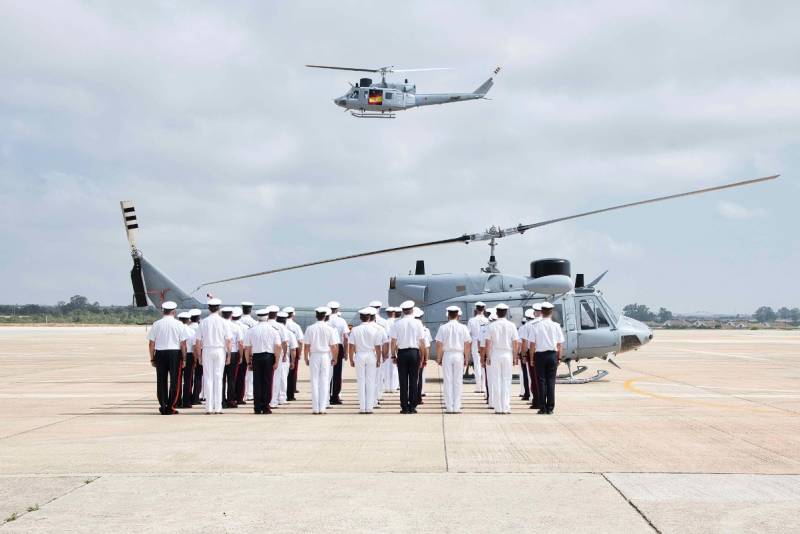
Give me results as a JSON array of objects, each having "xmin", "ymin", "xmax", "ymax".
[{"xmin": 0, "ymin": 1, "xmax": 797, "ymax": 314}]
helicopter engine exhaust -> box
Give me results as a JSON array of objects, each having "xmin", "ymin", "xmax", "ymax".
[{"xmin": 524, "ymin": 258, "xmax": 574, "ymax": 294}]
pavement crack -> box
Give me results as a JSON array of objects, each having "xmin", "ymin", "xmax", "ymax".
[
  {"xmin": 436, "ymin": 364, "xmax": 450, "ymax": 472},
  {"xmin": 601, "ymin": 473, "xmax": 662, "ymax": 534},
  {"xmin": 1, "ymin": 476, "xmax": 100, "ymax": 528}
]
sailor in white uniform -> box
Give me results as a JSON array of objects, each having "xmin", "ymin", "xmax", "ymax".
[
  {"xmin": 530, "ymin": 302, "xmax": 565, "ymax": 414},
  {"xmin": 467, "ymin": 302, "xmax": 488, "ymax": 393},
  {"xmin": 304, "ymin": 307, "xmax": 339, "ymax": 414},
  {"xmin": 283, "ymin": 307, "xmax": 304, "ymax": 401},
  {"xmin": 520, "ymin": 304, "xmax": 543, "ymax": 409},
  {"xmin": 194, "ymin": 298, "xmax": 232, "ymax": 414},
  {"xmin": 348, "ymin": 307, "xmax": 383, "ymax": 413},
  {"xmin": 176, "ymin": 311, "xmax": 196, "ymax": 409},
  {"xmin": 368, "ymin": 307, "xmax": 389, "ymax": 409},
  {"xmin": 485, "ymin": 303, "xmax": 520, "ymax": 414},
  {"xmin": 327, "ymin": 301, "xmax": 349, "ymax": 405},
  {"xmin": 275, "ymin": 311, "xmax": 298, "ymax": 406},
  {"xmin": 221, "ymin": 307, "xmax": 244, "ymax": 408},
  {"xmin": 243, "ymin": 308, "xmax": 282, "ymax": 414},
  {"xmin": 240, "ymin": 301, "xmax": 257, "ymax": 401},
  {"xmin": 189, "ymin": 309, "xmax": 203, "ymax": 405},
  {"xmin": 147, "ymin": 301, "xmax": 188, "ymax": 415},
  {"xmin": 413, "ymin": 307, "xmax": 431, "ymax": 402},
  {"xmin": 435, "ymin": 305, "xmax": 471, "ymax": 413},
  {"xmin": 265, "ymin": 305, "xmax": 290, "ymax": 408},
  {"xmin": 479, "ymin": 308, "xmax": 496, "ymax": 408}
]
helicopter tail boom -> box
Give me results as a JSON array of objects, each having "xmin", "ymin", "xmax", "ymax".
[{"xmin": 473, "ymin": 77, "xmax": 494, "ymax": 96}]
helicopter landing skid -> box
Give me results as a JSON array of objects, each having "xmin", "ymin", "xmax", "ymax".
[
  {"xmin": 556, "ymin": 361, "xmax": 609, "ymax": 384},
  {"xmin": 350, "ymin": 111, "xmax": 396, "ymax": 119}
]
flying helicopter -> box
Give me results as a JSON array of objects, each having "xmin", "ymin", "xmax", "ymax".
[
  {"xmin": 120, "ymin": 174, "xmax": 777, "ymax": 384},
  {"xmin": 306, "ymin": 64, "xmax": 500, "ymax": 118}
]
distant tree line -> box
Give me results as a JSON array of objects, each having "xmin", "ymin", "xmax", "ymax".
[
  {"xmin": 622, "ymin": 303, "xmax": 800, "ymax": 325},
  {"xmin": 0, "ymin": 295, "xmax": 159, "ymax": 324}
]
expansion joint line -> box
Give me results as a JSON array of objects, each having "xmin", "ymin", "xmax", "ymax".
[
  {"xmin": 436, "ymin": 364, "xmax": 450, "ymax": 472},
  {"xmin": 600, "ymin": 473, "xmax": 661, "ymax": 534}
]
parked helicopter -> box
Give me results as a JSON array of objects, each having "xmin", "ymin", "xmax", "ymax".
[
  {"xmin": 306, "ymin": 64, "xmax": 500, "ymax": 118},
  {"xmin": 121, "ymin": 174, "xmax": 776, "ymax": 383}
]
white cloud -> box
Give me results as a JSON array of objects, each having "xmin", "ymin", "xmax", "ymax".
[{"xmin": 716, "ymin": 201, "xmax": 765, "ymax": 220}]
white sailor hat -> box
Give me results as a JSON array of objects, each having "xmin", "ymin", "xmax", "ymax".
[
  {"xmin": 283, "ymin": 306, "xmax": 295, "ymax": 314},
  {"xmin": 541, "ymin": 302, "xmax": 555, "ymax": 309},
  {"xmin": 161, "ymin": 301, "xmax": 177, "ymax": 310},
  {"xmin": 367, "ymin": 307, "xmax": 377, "ymax": 316},
  {"xmin": 232, "ymin": 307, "xmax": 242, "ymax": 318},
  {"xmin": 524, "ymin": 308, "xmax": 536, "ymax": 319},
  {"xmin": 207, "ymin": 297, "xmax": 222, "ymax": 306},
  {"xmin": 496, "ymin": 303, "xmax": 509, "ymax": 311},
  {"xmin": 256, "ymin": 308, "xmax": 269, "ymax": 316},
  {"xmin": 315, "ymin": 306, "xmax": 328, "ymax": 314},
  {"xmin": 221, "ymin": 306, "xmax": 233, "ymax": 313},
  {"xmin": 241, "ymin": 301, "xmax": 254, "ymax": 307},
  {"xmin": 358, "ymin": 307, "xmax": 373, "ymax": 315},
  {"xmin": 177, "ymin": 311, "xmax": 190, "ymax": 319},
  {"xmin": 323, "ymin": 307, "xmax": 332, "ymax": 316},
  {"xmin": 277, "ymin": 311, "xmax": 288, "ymax": 319},
  {"xmin": 327, "ymin": 300, "xmax": 341, "ymax": 309},
  {"xmin": 446, "ymin": 305, "xmax": 461, "ymax": 313},
  {"xmin": 413, "ymin": 307, "xmax": 424, "ymax": 318},
  {"xmin": 266, "ymin": 305, "xmax": 280, "ymax": 313},
  {"xmin": 189, "ymin": 309, "xmax": 201, "ymax": 316},
  {"xmin": 457, "ymin": 308, "xmax": 462, "ymax": 315},
  {"xmin": 369, "ymin": 300, "xmax": 382, "ymax": 308},
  {"xmin": 489, "ymin": 311, "xmax": 498, "ymax": 321},
  {"xmin": 475, "ymin": 301, "xmax": 486, "ymax": 308},
  {"xmin": 400, "ymin": 300, "xmax": 415, "ymax": 310},
  {"xmin": 532, "ymin": 303, "xmax": 543, "ymax": 311}
]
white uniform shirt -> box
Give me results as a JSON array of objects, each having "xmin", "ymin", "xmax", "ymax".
[
  {"xmin": 230, "ymin": 320, "xmax": 246, "ymax": 352},
  {"xmin": 390, "ymin": 315, "xmax": 425, "ymax": 349},
  {"xmin": 184, "ymin": 323, "xmax": 198, "ymax": 352},
  {"xmin": 195, "ymin": 313, "xmax": 233, "ymax": 349},
  {"xmin": 478, "ymin": 321, "xmax": 492, "ymax": 348},
  {"xmin": 304, "ymin": 321, "xmax": 338, "ymax": 353},
  {"xmin": 147, "ymin": 316, "xmax": 188, "ymax": 351},
  {"xmin": 423, "ymin": 326, "xmax": 432, "ymax": 349},
  {"xmin": 486, "ymin": 318, "xmax": 519, "ymax": 352},
  {"xmin": 349, "ymin": 323, "xmax": 383, "ymax": 353},
  {"xmin": 329, "ymin": 314, "xmax": 349, "ymax": 345},
  {"xmin": 375, "ymin": 315, "xmax": 389, "ymax": 332},
  {"xmin": 286, "ymin": 319, "xmax": 304, "ymax": 344},
  {"xmin": 244, "ymin": 321, "xmax": 282, "ymax": 354},
  {"xmin": 267, "ymin": 320, "xmax": 290, "ymax": 344},
  {"xmin": 530, "ymin": 318, "xmax": 565, "ymax": 352},
  {"xmin": 370, "ymin": 320, "xmax": 389, "ymax": 345},
  {"xmin": 435, "ymin": 320, "xmax": 471, "ymax": 352},
  {"xmin": 240, "ymin": 314, "xmax": 257, "ymax": 329},
  {"xmin": 468, "ymin": 315, "xmax": 489, "ymax": 342},
  {"xmin": 520, "ymin": 318, "xmax": 542, "ymax": 342}
]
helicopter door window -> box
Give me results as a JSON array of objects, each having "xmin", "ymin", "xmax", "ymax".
[
  {"xmin": 594, "ymin": 305, "xmax": 610, "ymax": 328},
  {"xmin": 578, "ymin": 300, "xmax": 597, "ymax": 330}
]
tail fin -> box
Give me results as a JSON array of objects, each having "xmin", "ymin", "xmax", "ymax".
[
  {"xmin": 120, "ymin": 201, "xmax": 202, "ymax": 309},
  {"xmin": 473, "ymin": 66, "xmax": 501, "ymax": 96}
]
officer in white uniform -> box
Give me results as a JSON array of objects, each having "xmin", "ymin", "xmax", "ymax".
[
  {"xmin": 240, "ymin": 302, "xmax": 257, "ymax": 401},
  {"xmin": 348, "ymin": 307, "xmax": 383, "ymax": 413},
  {"xmin": 188, "ymin": 309, "xmax": 203, "ymax": 405},
  {"xmin": 368, "ymin": 307, "xmax": 389, "ymax": 409},
  {"xmin": 327, "ymin": 301, "xmax": 349, "ymax": 405},
  {"xmin": 221, "ymin": 307, "xmax": 244, "ymax": 408},
  {"xmin": 530, "ymin": 302, "xmax": 565, "ymax": 414},
  {"xmin": 194, "ymin": 298, "xmax": 232, "ymax": 414},
  {"xmin": 232, "ymin": 307, "xmax": 250, "ymax": 405},
  {"xmin": 304, "ymin": 307, "xmax": 339, "ymax": 414},
  {"xmin": 468, "ymin": 302, "xmax": 488, "ymax": 393},
  {"xmin": 413, "ymin": 307, "xmax": 431, "ymax": 403},
  {"xmin": 435, "ymin": 305, "xmax": 471, "ymax": 413},
  {"xmin": 485, "ymin": 303, "xmax": 520, "ymax": 414},
  {"xmin": 263, "ymin": 305, "xmax": 289, "ymax": 408},
  {"xmin": 243, "ymin": 308, "xmax": 281, "ymax": 414},
  {"xmin": 479, "ymin": 308, "xmax": 496, "ymax": 408},
  {"xmin": 521, "ymin": 304, "xmax": 543, "ymax": 409},
  {"xmin": 147, "ymin": 301, "xmax": 188, "ymax": 415},
  {"xmin": 275, "ymin": 311, "xmax": 298, "ymax": 406},
  {"xmin": 176, "ymin": 312, "xmax": 196, "ymax": 409},
  {"xmin": 283, "ymin": 307, "xmax": 304, "ymax": 401},
  {"xmin": 390, "ymin": 300, "xmax": 426, "ymax": 414}
]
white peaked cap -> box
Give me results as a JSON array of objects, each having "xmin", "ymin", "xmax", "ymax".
[
  {"xmin": 367, "ymin": 307, "xmax": 378, "ymax": 316},
  {"xmin": 327, "ymin": 301, "xmax": 340, "ymax": 309},
  {"xmin": 475, "ymin": 301, "xmax": 486, "ymax": 308},
  {"xmin": 446, "ymin": 305, "xmax": 460, "ymax": 312},
  {"xmin": 358, "ymin": 307, "xmax": 373, "ymax": 315},
  {"xmin": 400, "ymin": 300, "xmax": 415, "ymax": 309},
  {"xmin": 369, "ymin": 300, "xmax": 382, "ymax": 308},
  {"xmin": 232, "ymin": 307, "xmax": 242, "ymax": 318},
  {"xmin": 241, "ymin": 301, "xmax": 254, "ymax": 307},
  {"xmin": 277, "ymin": 311, "xmax": 288, "ymax": 318},
  {"xmin": 524, "ymin": 309, "xmax": 535, "ymax": 319},
  {"xmin": 177, "ymin": 311, "xmax": 190, "ymax": 319},
  {"xmin": 489, "ymin": 312, "xmax": 498, "ymax": 321},
  {"xmin": 207, "ymin": 298, "xmax": 222, "ymax": 306},
  {"xmin": 413, "ymin": 307, "xmax": 424, "ymax": 318},
  {"xmin": 161, "ymin": 301, "xmax": 177, "ymax": 310},
  {"xmin": 283, "ymin": 306, "xmax": 295, "ymax": 314},
  {"xmin": 266, "ymin": 305, "xmax": 280, "ymax": 313},
  {"xmin": 323, "ymin": 307, "xmax": 332, "ymax": 316},
  {"xmin": 189, "ymin": 309, "xmax": 201, "ymax": 316},
  {"xmin": 532, "ymin": 303, "xmax": 543, "ymax": 311},
  {"xmin": 541, "ymin": 302, "xmax": 555, "ymax": 309},
  {"xmin": 256, "ymin": 308, "xmax": 269, "ymax": 316},
  {"xmin": 221, "ymin": 306, "xmax": 233, "ymax": 313},
  {"xmin": 314, "ymin": 306, "xmax": 327, "ymax": 314},
  {"xmin": 457, "ymin": 309, "xmax": 462, "ymax": 315},
  {"xmin": 496, "ymin": 303, "xmax": 509, "ymax": 310}
]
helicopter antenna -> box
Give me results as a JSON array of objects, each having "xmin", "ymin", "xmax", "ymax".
[{"xmin": 194, "ymin": 174, "xmax": 778, "ymax": 290}]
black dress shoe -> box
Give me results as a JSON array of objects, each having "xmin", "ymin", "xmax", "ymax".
[
  {"xmin": 546, "ymin": 409, "xmax": 554, "ymax": 414},
  {"xmin": 520, "ymin": 395, "xmax": 530, "ymax": 401},
  {"xmin": 264, "ymin": 407, "xmax": 272, "ymax": 414},
  {"xmin": 169, "ymin": 409, "xmax": 179, "ymax": 415},
  {"xmin": 411, "ymin": 408, "xmax": 418, "ymax": 414},
  {"xmin": 537, "ymin": 409, "xmax": 547, "ymax": 414},
  {"xmin": 158, "ymin": 407, "xmax": 166, "ymax": 415},
  {"xmin": 400, "ymin": 409, "xmax": 408, "ymax": 414},
  {"xmin": 529, "ymin": 404, "xmax": 538, "ymax": 409},
  {"xmin": 239, "ymin": 400, "xmax": 247, "ymax": 405},
  {"xmin": 330, "ymin": 399, "xmax": 343, "ymax": 405}
]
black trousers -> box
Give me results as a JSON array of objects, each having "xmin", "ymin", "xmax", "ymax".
[
  {"xmin": 416, "ymin": 358, "xmax": 426, "ymax": 400},
  {"xmin": 534, "ymin": 351, "xmax": 558, "ymax": 412},
  {"xmin": 528, "ymin": 352, "xmax": 540, "ymax": 408},
  {"xmin": 179, "ymin": 352, "xmax": 194, "ymax": 407},
  {"xmin": 192, "ymin": 358, "xmax": 203, "ymax": 403},
  {"xmin": 252, "ymin": 352, "xmax": 276, "ymax": 413},
  {"xmin": 224, "ymin": 352, "xmax": 240, "ymax": 405},
  {"xmin": 397, "ymin": 348, "xmax": 420, "ymax": 411},
  {"xmin": 520, "ymin": 354, "xmax": 530, "ymax": 398},
  {"xmin": 330, "ymin": 343, "xmax": 345, "ymax": 401},
  {"xmin": 236, "ymin": 354, "xmax": 247, "ymax": 403},
  {"xmin": 287, "ymin": 355, "xmax": 298, "ymax": 400},
  {"xmin": 155, "ymin": 350, "xmax": 181, "ymax": 413}
]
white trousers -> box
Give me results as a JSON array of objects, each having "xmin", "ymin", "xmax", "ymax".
[
  {"xmin": 471, "ymin": 340, "xmax": 483, "ymax": 392},
  {"xmin": 202, "ymin": 347, "xmax": 225, "ymax": 413},
  {"xmin": 245, "ymin": 369, "xmax": 253, "ymax": 400},
  {"xmin": 486, "ymin": 360, "xmax": 495, "ymax": 408},
  {"xmin": 442, "ymin": 351, "xmax": 464, "ymax": 413},
  {"xmin": 391, "ymin": 361, "xmax": 399, "ymax": 390},
  {"xmin": 492, "ymin": 350, "xmax": 513, "ymax": 413},
  {"xmin": 355, "ymin": 351, "xmax": 378, "ymax": 413},
  {"xmin": 272, "ymin": 355, "xmax": 289, "ymax": 407},
  {"xmin": 310, "ymin": 352, "xmax": 331, "ymax": 413},
  {"xmin": 379, "ymin": 357, "xmax": 390, "ymax": 395}
]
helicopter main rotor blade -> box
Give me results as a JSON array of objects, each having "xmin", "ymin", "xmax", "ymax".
[
  {"xmin": 195, "ymin": 174, "xmax": 777, "ymax": 290},
  {"xmin": 305, "ymin": 64, "xmax": 380, "ymax": 73},
  {"xmin": 389, "ymin": 67, "xmax": 452, "ymax": 73}
]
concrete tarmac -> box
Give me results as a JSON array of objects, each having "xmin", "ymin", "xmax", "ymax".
[{"xmin": 0, "ymin": 327, "xmax": 798, "ymax": 532}]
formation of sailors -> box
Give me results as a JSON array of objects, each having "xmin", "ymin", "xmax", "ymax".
[{"xmin": 147, "ymin": 297, "xmax": 564, "ymax": 416}]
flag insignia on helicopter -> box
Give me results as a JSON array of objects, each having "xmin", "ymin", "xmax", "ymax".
[{"xmin": 368, "ymin": 89, "xmax": 383, "ymax": 105}]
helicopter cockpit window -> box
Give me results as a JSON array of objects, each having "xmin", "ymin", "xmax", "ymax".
[
  {"xmin": 350, "ymin": 90, "xmax": 359, "ymax": 98},
  {"xmin": 579, "ymin": 300, "xmax": 597, "ymax": 330},
  {"xmin": 595, "ymin": 305, "xmax": 610, "ymax": 328}
]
